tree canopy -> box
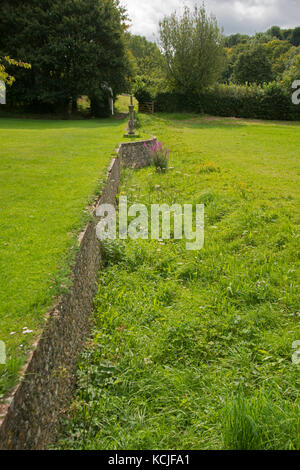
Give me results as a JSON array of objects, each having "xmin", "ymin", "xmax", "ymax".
[
  {"xmin": 126, "ymin": 34, "xmax": 167, "ymax": 99},
  {"xmin": 0, "ymin": 0, "xmax": 130, "ymax": 113},
  {"xmin": 222, "ymin": 25, "xmax": 300, "ymax": 86},
  {"xmin": 233, "ymin": 45, "xmax": 274, "ymax": 85},
  {"xmin": 159, "ymin": 5, "xmax": 225, "ymax": 95},
  {"xmin": 0, "ymin": 2, "xmax": 299, "ymax": 111}
]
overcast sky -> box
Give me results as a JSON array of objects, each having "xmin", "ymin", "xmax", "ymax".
[{"xmin": 123, "ymin": 0, "xmax": 300, "ymax": 42}]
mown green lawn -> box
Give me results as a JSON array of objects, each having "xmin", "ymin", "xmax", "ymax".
[
  {"xmin": 58, "ymin": 114, "xmax": 300, "ymax": 450},
  {"xmin": 0, "ymin": 117, "xmax": 128, "ymax": 397}
]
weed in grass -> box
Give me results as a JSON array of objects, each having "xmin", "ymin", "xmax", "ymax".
[
  {"xmin": 100, "ymin": 240, "xmax": 127, "ymax": 267},
  {"xmin": 146, "ymin": 141, "xmax": 169, "ymax": 173},
  {"xmin": 196, "ymin": 162, "xmax": 220, "ymax": 174}
]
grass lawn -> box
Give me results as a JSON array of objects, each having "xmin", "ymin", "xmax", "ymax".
[
  {"xmin": 0, "ymin": 117, "xmax": 129, "ymax": 397},
  {"xmin": 58, "ymin": 114, "xmax": 300, "ymax": 450}
]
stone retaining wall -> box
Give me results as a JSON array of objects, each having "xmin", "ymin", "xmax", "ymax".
[
  {"xmin": 120, "ymin": 137, "xmax": 157, "ymax": 169},
  {"xmin": 0, "ymin": 135, "xmax": 156, "ymax": 450}
]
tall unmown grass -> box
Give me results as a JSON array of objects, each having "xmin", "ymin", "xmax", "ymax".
[{"xmin": 57, "ymin": 114, "xmax": 300, "ymax": 450}]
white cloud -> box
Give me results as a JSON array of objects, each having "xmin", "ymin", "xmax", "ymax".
[{"xmin": 123, "ymin": 0, "xmax": 300, "ymax": 40}]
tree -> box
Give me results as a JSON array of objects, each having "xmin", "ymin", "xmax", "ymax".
[
  {"xmin": 291, "ymin": 27, "xmax": 300, "ymax": 47},
  {"xmin": 221, "ymin": 41, "xmax": 250, "ymax": 84},
  {"xmin": 0, "ymin": 0, "xmax": 130, "ymax": 114},
  {"xmin": 224, "ymin": 34, "xmax": 249, "ymax": 48},
  {"xmin": 282, "ymin": 47, "xmax": 300, "ymax": 86},
  {"xmin": 126, "ymin": 34, "xmax": 167, "ymax": 98},
  {"xmin": 159, "ymin": 5, "xmax": 225, "ymax": 94},
  {"xmin": 233, "ymin": 45, "xmax": 274, "ymax": 85},
  {"xmin": 251, "ymin": 32, "xmax": 273, "ymax": 45},
  {"xmin": 263, "ymin": 40, "xmax": 292, "ymax": 79},
  {"xmin": 282, "ymin": 29, "xmax": 293, "ymax": 42},
  {"xmin": 267, "ymin": 26, "xmax": 282, "ymax": 40}
]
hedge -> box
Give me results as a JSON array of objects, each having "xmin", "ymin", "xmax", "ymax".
[{"xmin": 155, "ymin": 83, "xmax": 300, "ymax": 121}]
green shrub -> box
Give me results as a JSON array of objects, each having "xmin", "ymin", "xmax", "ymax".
[
  {"xmin": 155, "ymin": 82, "xmax": 300, "ymax": 121},
  {"xmin": 155, "ymin": 91, "xmax": 200, "ymax": 113},
  {"xmin": 134, "ymin": 87, "xmax": 153, "ymax": 104},
  {"xmin": 100, "ymin": 240, "xmax": 127, "ymax": 267}
]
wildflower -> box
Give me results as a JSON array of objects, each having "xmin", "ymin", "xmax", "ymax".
[{"xmin": 145, "ymin": 141, "xmax": 170, "ymax": 173}]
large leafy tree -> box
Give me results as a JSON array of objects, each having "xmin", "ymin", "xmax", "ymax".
[
  {"xmin": 291, "ymin": 27, "xmax": 300, "ymax": 47},
  {"xmin": 282, "ymin": 47, "xmax": 300, "ymax": 86},
  {"xmin": 264, "ymin": 40, "xmax": 293, "ymax": 79},
  {"xmin": 233, "ymin": 45, "xmax": 274, "ymax": 85},
  {"xmin": 159, "ymin": 5, "xmax": 225, "ymax": 94},
  {"xmin": 224, "ymin": 34, "xmax": 249, "ymax": 48},
  {"xmin": 126, "ymin": 34, "xmax": 167, "ymax": 99},
  {"xmin": 267, "ymin": 26, "xmax": 282, "ymax": 40},
  {"xmin": 0, "ymin": 0, "xmax": 130, "ymax": 113}
]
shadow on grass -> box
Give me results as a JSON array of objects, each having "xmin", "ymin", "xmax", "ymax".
[
  {"xmin": 148, "ymin": 113, "xmax": 300, "ymax": 130},
  {"xmin": 0, "ymin": 116, "xmax": 127, "ymax": 130},
  {"xmin": 148, "ymin": 113, "xmax": 247, "ymax": 131}
]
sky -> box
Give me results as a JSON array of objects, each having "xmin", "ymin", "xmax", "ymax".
[{"xmin": 123, "ymin": 0, "xmax": 300, "ymax": 42}]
